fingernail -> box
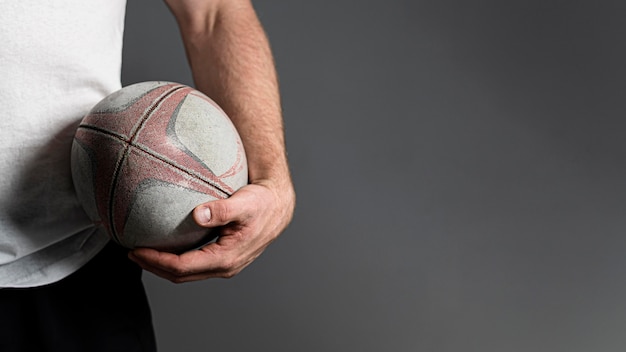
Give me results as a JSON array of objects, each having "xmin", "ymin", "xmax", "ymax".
[{"xmin": 201, "ymin": 207, "xmax": 211, "ymax": 223}]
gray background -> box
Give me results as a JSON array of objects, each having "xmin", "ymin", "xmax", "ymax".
[{"xmin": 122, "ymin": 1, "xmax": 626, "ymax": 351}]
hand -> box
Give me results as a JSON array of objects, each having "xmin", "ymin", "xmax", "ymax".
[{"xmin": 128, "ymin": 180, "xmax": 295, "ymax": 283}]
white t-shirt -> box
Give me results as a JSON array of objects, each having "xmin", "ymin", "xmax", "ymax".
[{"xmin": 0, "ymin": 0, "xmax": 127, "ymax": 287}]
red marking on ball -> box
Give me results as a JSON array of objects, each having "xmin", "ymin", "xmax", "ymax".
[{"xmin": 71, "ymin": 81, "xmax": 248, "ymax": 253}]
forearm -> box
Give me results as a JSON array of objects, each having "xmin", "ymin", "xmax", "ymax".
[
  {"xmin": 130, "ymin": 1, "xmax": 294, "ymax": 281},
  {"xmin": 168, "ymin": 0, "xmax": 290, "ymax": 187}
]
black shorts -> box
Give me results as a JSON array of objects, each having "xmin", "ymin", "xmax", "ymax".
[{"xmin": 0, "ymin": 241, "xmax": 157, "ymax": 352}]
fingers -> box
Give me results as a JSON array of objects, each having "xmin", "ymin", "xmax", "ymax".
[
  {"xmin": 128, "ymin": 184, "xmax": 285, "ymax": 283},
  {"xmin": 128, "ymin": 244, "xmax": 259, "ymax": 283}
]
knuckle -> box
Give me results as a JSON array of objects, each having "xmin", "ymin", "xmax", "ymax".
[
  {"xmin": 212, "ymin": 201, "xmax": 234, "ymax": 223},
  {"xmin": 170, "ymin": 277, "xmax": 188, "ymax": 284},
  {"xmin": 220, "ymin": 271, "xmax": 237, "ymax": 279},
  {"xmin": 219, "ymin": 259, "xmax": 237, "ymax": 272},
  {"xmin": 216, "ymin": 257, "xmax": 240, "ymax": 278},
  {"xmin": 169, "ymin": 263, "xmax": 193, "ymax": 278}
]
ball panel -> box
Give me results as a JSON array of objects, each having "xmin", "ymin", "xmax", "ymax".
[
  {"xmin": 173, "ymin": 93, "xmax": 246, "ymax": 181},
  {"xmin": 82, "ymin": 82, "xmax": 184, "ymax": 140},
  {"xmin": 185, "ymin": 92, "xmax": 249, "ymax": 189},
  {"xmin": 123, "ymin": 179, "xmax": 219, "ymax": 252},
  {"xmin": 90, "ymin": 81, "xmax": 174, "ymax": 114},
  {"xmin": 73, "ymin": 128, "xmax": 130, "ymax": 236},
  {"xmin": 111, "ymin": 146, "xmax": 229, "ymax": 247},
  {"xmin": 70, "ymin": 140, "xmax": 100, "ymax": 223},
  {"xmin": 132, "ymin": 89, "xmax": 240, "ymax": 195}
]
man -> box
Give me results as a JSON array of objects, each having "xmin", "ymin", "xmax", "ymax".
[{"xmin": 0, "ymin": 0, "xmax": 295, "ymax": 350}]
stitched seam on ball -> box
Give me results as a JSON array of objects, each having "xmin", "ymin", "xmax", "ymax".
[
  {"xmin": 74, "ymin": 126, "xmax": 127, "ymax": 245},
  {"xmin": 129, "ymin": 89, "xmax": 233, "ymax": 197},
  {"xmin": 77, "ymin": 125, "xmax": 126, "ymax": 142},
  {"xmin": 128, "ymin": 85, "xmax": 186, "ymax": 144},
  {"xmin": 108, "ymin": 85, "xmax": 186, "ymax": 243},
  {"xmin": 130, "ymin": 144, "xmax": 231, "ymax": 198}
]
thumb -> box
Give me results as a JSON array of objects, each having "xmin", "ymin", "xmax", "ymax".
[{"xmin": 193, "ymin": 192, "xmax": 251, "ymax": 228}]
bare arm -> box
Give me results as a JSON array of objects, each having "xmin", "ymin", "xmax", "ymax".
[
  {"xmin": 168, "ymin": 0, "xmax": 289, "ymax": 188},
  {"xmin": 129, "ymin": 0, "xmax": 295, "ymax": 282}
]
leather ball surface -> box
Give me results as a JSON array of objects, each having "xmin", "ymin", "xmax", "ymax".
[{"xmin": 71, "ymin": 81, "xmax": 248, "ymax": 253}]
